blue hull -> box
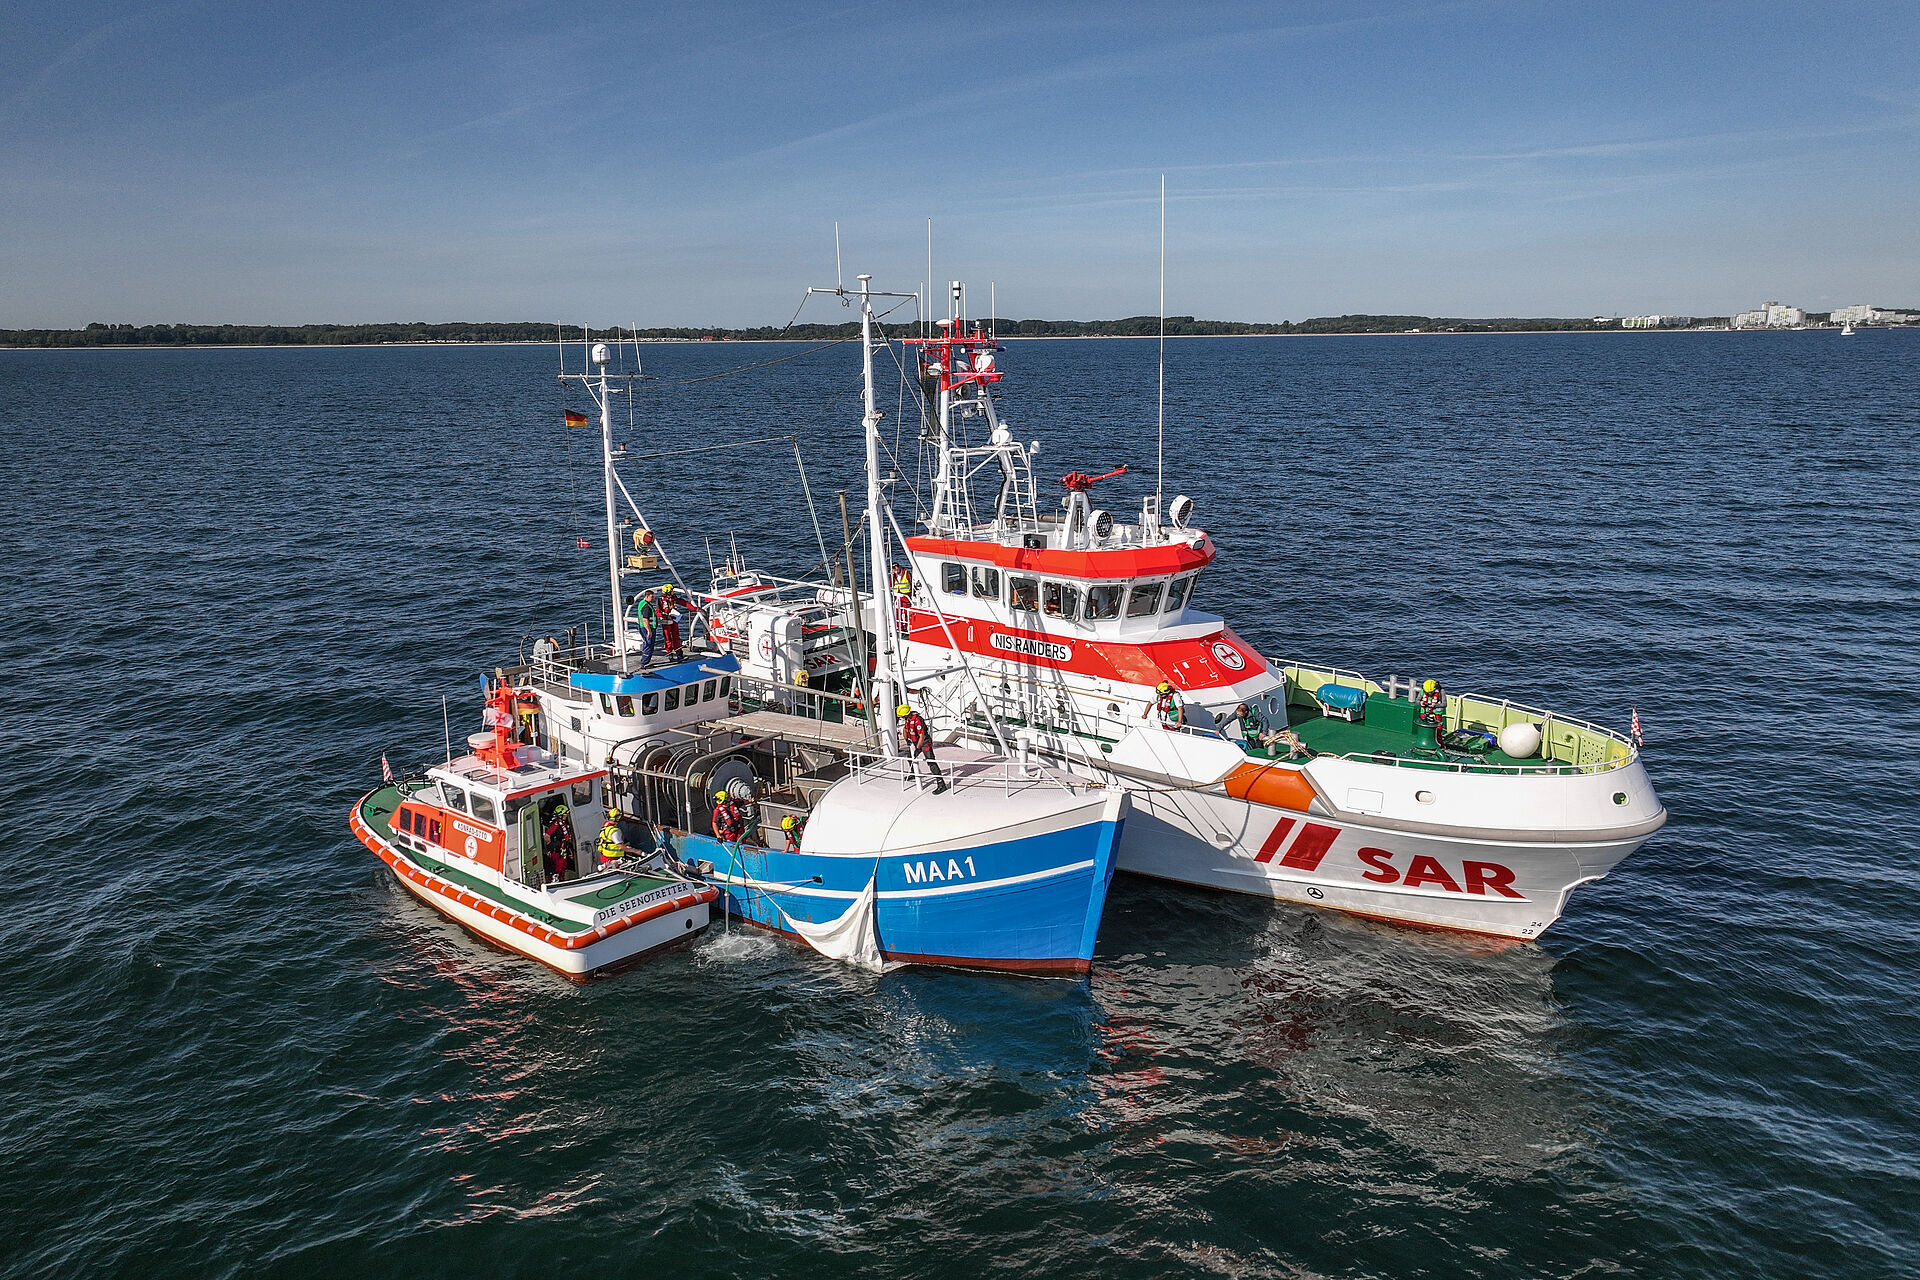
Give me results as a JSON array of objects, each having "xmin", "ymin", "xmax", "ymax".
[{"xmin": 682, "ymin": 816, "xmax": 1123, "ymax": 975}]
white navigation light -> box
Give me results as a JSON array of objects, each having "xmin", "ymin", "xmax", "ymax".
[
  {"xmin": 1499, "ymin": 722, "xmax": 1543, "ymax": 759},
  {"xmin": 591, "ymin": 343, "xmax": 611, "ymax": 366},
  {"xmin": 1168, "ymin": 494, "xmax": 1194, "ymax": 528}
]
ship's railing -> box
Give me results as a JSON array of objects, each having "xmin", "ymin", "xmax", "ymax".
[
  {"xmin": 1330, "ymin": 748, "xmax": 1628, "ymax": 777},
  {"xmin": 846, "ymin": 740, "xmax": 1082, "ymax": 798},
  {"xmin": 1281, "ymin": 659, "xmax": 1637, "ymax": 773}
]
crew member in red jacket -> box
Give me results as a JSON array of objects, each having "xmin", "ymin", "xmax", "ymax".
[
  {"xmin": 711, "ymin": 788, "xmax": 747, "ymax": 843},
  {"xmin": 897, "ymin": 704, "xmax": 946, "ymax": 794}
]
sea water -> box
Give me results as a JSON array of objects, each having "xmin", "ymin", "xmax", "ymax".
[{"xmin": 3, "ymin": 329, "xmax": 1916, "ymax": 1277}]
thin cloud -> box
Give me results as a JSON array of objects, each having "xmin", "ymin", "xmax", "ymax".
[
  {"xmin": 721, "ymin": 5, "xmax": 1454, "ymax": 169},
  {"xmin": 0, "ymin": 2, "xmax": 199, "ymax": 125}
]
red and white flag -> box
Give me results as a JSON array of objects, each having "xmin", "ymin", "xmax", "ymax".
[
  {"xmin": 1630, "ymin": 707, "xmax": 1643, "ymax": 748},
  {"xmin": 380, "ymin": 752, "xmax": 394, "ymax": 782}
]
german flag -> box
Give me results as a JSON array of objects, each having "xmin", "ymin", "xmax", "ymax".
[{"xmin": 564, "ymin": 408, "xmax": 589, "ymax": 427}]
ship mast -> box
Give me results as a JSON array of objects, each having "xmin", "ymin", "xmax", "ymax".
[
  {"xmin": 596, "ymin": 343, "xmax": 630, "ymax": 672},
  {"xmin": 558, "ymin": 340, "xmax": 632, "ymax": 673},
  {"xmin": 809, "ymin": 274, "xmax": 918, "ymax": 755},
  {"xmin": 856, "ymin": 276, "xmax": 900, "ymax": 756}
]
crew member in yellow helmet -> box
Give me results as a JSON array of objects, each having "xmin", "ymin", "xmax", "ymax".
[
  {"xmin": 1416, "ymin": 677, "xmax": 1446, "ymax": 737},
  {"xmin": 1144, "ymin": 679, "xmax": 1183, "ymax": 727},
  {"xmin": 780, "ymin": 813, "xmax": 805, "ymax": 852},
  {"xmin": 596, "ymin": 808, "xmax": 627, "ymax": 865},
  {"xmin": 896, "ymin": 703, "xmax": 945, "ymax": 794},
  {"xmin": 658, "ymin": 583, "xmax": 686, "ymax": 660},
  {"xmin": 711, "ymin": 788, "xmax": 746, "ymax": 843}
]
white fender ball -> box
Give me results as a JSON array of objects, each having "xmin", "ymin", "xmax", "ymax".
[{"xmin": 1499, "ymin": 722, "xmax": 1543, "ymax": 758}]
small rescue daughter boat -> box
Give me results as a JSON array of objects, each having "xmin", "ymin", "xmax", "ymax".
[{"xmin": 352, "ymin": 684, "xmax": 716, "ymax": 982}]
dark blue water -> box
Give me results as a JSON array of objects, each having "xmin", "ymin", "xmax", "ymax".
[{"xmin": 4, "ymin": 330, "xmax": 1917, "ymax": 1277}]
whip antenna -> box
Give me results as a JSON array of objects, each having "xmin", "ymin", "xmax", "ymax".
[{"xmin": 1156, "ymin": 174, "xmax": 1166, "ymax": 511}]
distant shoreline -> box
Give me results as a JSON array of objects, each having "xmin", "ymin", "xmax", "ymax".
[{"xmin": 5, "ymin": 326, "xmax": 1908, "ymax": 352}]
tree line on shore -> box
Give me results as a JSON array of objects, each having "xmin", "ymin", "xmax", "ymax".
[{"xmin": 1, "ymin": 314, "xmax": 1681, "ymax": 348}]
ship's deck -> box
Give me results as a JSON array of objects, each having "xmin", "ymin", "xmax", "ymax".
[
  {"xmin": 359, "ymin": 787, "xmax": 680, "ymax": 932},
  {"xmin": 1272, "ymin": 693, "xmax": 1542, "ymax": 770}
]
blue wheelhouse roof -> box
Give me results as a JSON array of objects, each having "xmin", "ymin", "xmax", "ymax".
[{"xmin": 568, "ymin": 653, "xmax": 739, "ymax": 697}]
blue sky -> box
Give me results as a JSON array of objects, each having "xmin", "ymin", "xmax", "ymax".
[{"xmin": 3, "ymin": 1, "xmax": 1916, "ymax": 327}]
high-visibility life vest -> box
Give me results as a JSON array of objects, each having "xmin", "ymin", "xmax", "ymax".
[{"xmin": 597, "ymin": 822, "xmax": 623, "ymax": 861}]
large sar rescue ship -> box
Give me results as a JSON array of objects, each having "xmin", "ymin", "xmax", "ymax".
[{"xmin": 887, "ymin": 283, "xmax": 1667, "ymax": 941}]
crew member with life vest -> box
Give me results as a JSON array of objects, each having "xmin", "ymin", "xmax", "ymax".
[
  {"xmin": 1143, "ymin": 680, "xmax": 1184, "ymax": 727},
  {"xmin": 543, "ymin": 806, "xmax": 577, "ymax": 881},
  {"xmin": 890, "ymin": 563, "xmax": 913, "ymax": 630},
  {"xmin": 897, "ymin": 704, "xmax": 946, "ymax": 793},
  {"xmin": 596, "ymin": 808, "xmax": 629, "ymax": 866},
  {"xmin": 780, "ymin": 814, "xmax": 805, "ymax": 852},
  {"xmin": 1234, "ymin": 701, "xmax": 1283, "ymax": 752},
  {"xmin": 1415, "ymin": 678, "xmax": 1447, "ymax": 748},
  {"xmin": 711, "ymin": 789, "xmax": 747, "ymax": 843},
  {"xmin": 658, "ymin": 583, "xmax": 687, "ymax": 660}
]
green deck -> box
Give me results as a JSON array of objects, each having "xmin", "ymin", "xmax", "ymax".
[
  {"xmin": 1271, "ymin": 692, "xmax": 1544, "ymax": 771},
  {"xmin": 358, "ymin": 787, "xmax": 676, "ymax": 933}
]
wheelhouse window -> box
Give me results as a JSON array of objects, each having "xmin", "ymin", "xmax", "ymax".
[
  {"xmin": 665, "ymin": 687, "xmax": 680, "ymax": 711},
  {"xmin": 1043, "ymin": 581, "xmax": 1082, "ymax": 621},
  {"xmin": 641, "ymin": 692, "xmax": 659, "ymax": 715},
  {"xmin": 703, "ymin": 678, "xmax": 717, "ymax": 702},
  {"xmin": 1125, "ymin": 582, "xmax": 1165, "ymax": 618},
  {"xmin": 1008, "ymin": 577, "xmax": 1039, "ymax": 612},
  {"xmin": 442, "ymin": 785, "xmax": 469, "ymax": 814},
  {"xmin": 718, "ymin": 676, "xmax": 731, "ymax": 696},
  {"xmin": 1164, "ymin": 574, "xmax": 1193, "ymax": 614},
  {"xmin": 412, "ymin": 811, "xmax": 427, "ymax": 836},
  {"xmin": 1085, "ymin": 584, "xmax": 1123, "ymax": 620},
  {"xmin": 942, "ymin": 562, "xmax": 966, "ymax": 595},
  {"xmin": 970, "ymin": 565, "xmax": 1000, "ymax": 600},
  {"xmin": 471, "ymin": 795, "xmax": 498, "ymax": 825},
  {"xmin": 616, "ymin": 695, "xmax": 635, "ymax": 717},
  {"xmin": 598, "ymin": 693, "xmax": 615, "ymax": 714}
]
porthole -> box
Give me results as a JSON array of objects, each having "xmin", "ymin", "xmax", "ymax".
[
  {"xmin": 1415, "ymin": 790, "xmax": 1435, "ymax": 804},
  {"xmin": 1612, "ymin": 792, "xmax": 1629, "ymax": 806}
]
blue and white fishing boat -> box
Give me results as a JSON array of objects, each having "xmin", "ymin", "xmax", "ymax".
[{"xmin": 481, "ymin": 282, "xmax": 1127, "ymax": 975}]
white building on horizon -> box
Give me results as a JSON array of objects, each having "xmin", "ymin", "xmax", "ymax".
[
  {"xmin": 1832, "ymin": 304, "xmax": 1919, "ymax": 325},
  {"xmin": 1622, "ymin": 314, "xmax": 1693, "ymax": 329},
  {"xmin": 1732, "ymin": 301, "xmax": 1808, "ymax": 329}
]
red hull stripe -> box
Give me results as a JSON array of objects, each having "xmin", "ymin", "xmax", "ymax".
[
  {"xmin": 1277, "ymin": 823, "xmax": 1339, "ymax": 873},
  {"xmin": 1254, "ymin": 817, "xmax": 1297, "ymax": 863},
  {"xmin": 906, "ymin": 534, "xmax": 1214, "ymax": 581},
  {"xmin": 350, "ymin": 796, "xmax": 715, "ymax": 953},
  {"xmin": 905, "ymin": 616, "xmax": 1268, "ymax": 689}
]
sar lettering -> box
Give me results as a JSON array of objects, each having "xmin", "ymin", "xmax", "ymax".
[{"xmin": 1353, "ymin": 848, "xmax": 1525, "ymax": 899}]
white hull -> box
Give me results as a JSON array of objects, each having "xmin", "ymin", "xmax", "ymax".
[
  {"xmin": 386, "ymin": 858, "xmax": 708, "ymax": 979},
  {"xmin": 352, "ymin": 799, "xmax": 713, "ymax": 981},
  {"xmin": 1111, "ymin": 783, "xmax": 1644, "ymax": 939},
  {"xmin": 974, "ymin": 725, "xmax": 1662, "ymax": 940}
]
